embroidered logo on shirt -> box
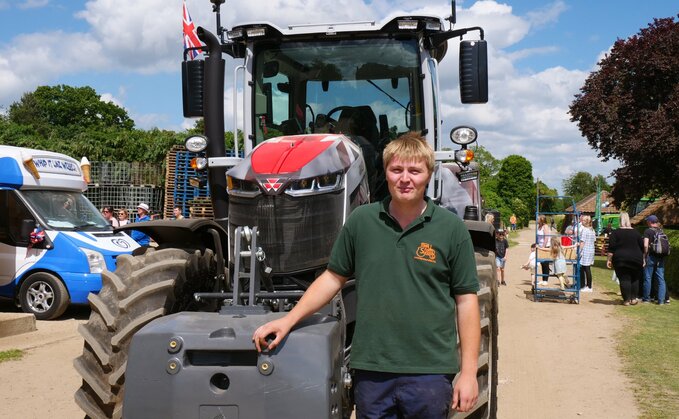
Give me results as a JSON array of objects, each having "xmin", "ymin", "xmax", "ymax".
[{"xmin": 414, "ymin": 242, "xmax": 437, "ymax": 263}]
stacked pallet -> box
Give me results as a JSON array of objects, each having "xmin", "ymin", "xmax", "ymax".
[
  {"xmin": 188, "ymin": 197, "xmax": 214, "ymax": 219},
  {"xmin": 163, "ymin": 145, "xmax": 210, "ymax": 219},
  {"xmin": 85, "ymin": 161, "xmax": 164, "ymax": 222}
]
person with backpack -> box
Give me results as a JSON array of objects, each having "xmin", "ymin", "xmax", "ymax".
[{"xmin": 642, "ymin": 215, "xmax": 670, "ymax": 305}]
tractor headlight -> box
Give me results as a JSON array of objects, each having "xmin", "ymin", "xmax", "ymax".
[
  {"xmin": 450, "ymin": 126, "xmax": 478, "ymax": 146},
  {"xmin": 285, "ymin": 172, "xmax": 343, "ymax": 197},
  {"xmin": 81, "ymin": 248, "xmax": 106, "ymax": 274},
  {"xmin": 185, "ymin": 135, "xmax": 208, "ymax": 153},
  {"xmin": 227, "ymin": 176, "xmax": 262, "ymax": 197}
]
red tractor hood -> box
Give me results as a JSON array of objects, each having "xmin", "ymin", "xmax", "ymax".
[{"xmin": 226, "ymin": 134, "xmax": 362, "ymax": 195}]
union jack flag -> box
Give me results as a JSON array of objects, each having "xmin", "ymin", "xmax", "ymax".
[{"xmin": 183, "ymin": 0, "xmax": 202, "ymax": 59}]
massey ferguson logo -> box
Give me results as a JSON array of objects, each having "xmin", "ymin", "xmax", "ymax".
[{"xmin": 262, "ymin": 178, "xmax": 283, "ymax": 192}]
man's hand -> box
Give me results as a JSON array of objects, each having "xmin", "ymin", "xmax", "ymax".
[
  {"xmin": 451, "ymin": 371, "xmax": 478, "ymax": 412},
  {"xmin": 251, "ymin": 269, "xmax": 348, "ymax": 353},
  {"xmin": 252, "ymin": 317, "xmax": 293, "ymax": 352}
]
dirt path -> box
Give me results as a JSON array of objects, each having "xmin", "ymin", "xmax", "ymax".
[
  {"xmin": 497, "ymin": 226, "xmax": 638, "ymax": 418},
  {"xmin": 0, "ymin": 303, "xmax": 85, "ymax": 419},
  {"xmin": 0, "ymin": 227, "xmax": 640, "ymax": 418}
]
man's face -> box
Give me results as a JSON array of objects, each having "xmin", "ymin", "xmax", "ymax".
[
  {"xmin": 173, "ymin": 208, "xmax": 180, "ymax": 217},
  {"xmin": 385, "ymin": 156, "xmax": 431, "ymax": 205}
]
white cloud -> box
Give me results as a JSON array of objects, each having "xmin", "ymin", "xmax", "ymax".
[
  {"xmin": 526, "ymin": 0, "xmax": 568, "ymax": 28},
  {"xmin": 0, "ymin": 0, "xmax": 617, "ymax": 192},
  {"xmin": 18, "ymin": 0, "xmax": 49, "ymax": 9}
]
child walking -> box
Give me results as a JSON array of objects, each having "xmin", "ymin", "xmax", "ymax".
[
  {"xmin": 495, "ymin": 229, "xmax": 509, "ymax": 286},
  {"xmin": 522, "ymin": 243, "xmax": 537, "ymax": 283},
  {"xmin": 550, "ymin": 236, "xmax": 570, "ymax": 290}
]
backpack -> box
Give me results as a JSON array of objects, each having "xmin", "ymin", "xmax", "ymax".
[{"xmin": 650, "ymin": 228, "xmax": 671, "ymax": 256}]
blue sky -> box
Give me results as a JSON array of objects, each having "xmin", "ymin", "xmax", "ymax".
[{"xmin": 0, "ymin": 0, "xmax": 677, "ymax": 191}]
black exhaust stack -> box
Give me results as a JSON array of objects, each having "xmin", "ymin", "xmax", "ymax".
[{"xmin": 196, "ymin": 27, "xmax": 228, "ymax": 223}]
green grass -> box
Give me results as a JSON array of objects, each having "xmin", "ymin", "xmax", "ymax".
[
  {"xmin": 591, "ymin": 257, "xmax": 679, "ymax": 419},
  {"xmin": 0, "ymin": 349, "xmax": 23, "ymax": 363}
]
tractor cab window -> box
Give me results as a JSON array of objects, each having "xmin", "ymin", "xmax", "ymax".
[{"xmin": 253, "ymin": 38, "xmax": 423, "ymax": 150}]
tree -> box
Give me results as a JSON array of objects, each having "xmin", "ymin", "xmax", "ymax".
[
  {"xmin": 569, "ymin": 16, "xmax": 679, "ymax": 204},
  {"xmin": 535, "ymin": 180, "xmax": 566, "ymax": 213},
  {"xmin": 496, "ymin": 155, "xmax": 534, "ymax": 226},
  {"xmin": 9, "ymin": 85, "xmax": 134, "ymax": 134},
  {"xmin": 474, "ymin": 145, "xmax": 501, "ymax": 180},
  {"xmin": 561, "ymin": 171, "xmax": 611, "ymax": 203}
]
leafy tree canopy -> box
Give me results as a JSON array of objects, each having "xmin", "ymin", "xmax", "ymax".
[
  {"xmin": 8, "ymin": 85, "xmax": 134, "ymax": 134},
  {"xmin": 569, "ymin": 16, "xmax": 679, "ymax": 204},
  {"xmin": 562, "ymin": 171, "xmax": 611, "ymax": 203},
  {"xmin": 495, "ymin": 155, "xmax": 534, "ymax": 227},
  {"xmin": 474, "ymin": 145, "xmax": 501, "ymax": 180}
]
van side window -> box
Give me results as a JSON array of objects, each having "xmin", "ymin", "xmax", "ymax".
[{"xmin": 0, "ymin": 190, "xmax": 35, "ymax": 247}]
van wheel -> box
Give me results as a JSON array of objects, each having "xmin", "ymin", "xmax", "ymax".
[{"xmin": 18, "ymin": 272, "xmax": 69, "ymax": 320}]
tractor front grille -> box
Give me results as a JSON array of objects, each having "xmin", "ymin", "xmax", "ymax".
[{"xmin": 229, "ymin": 192, "xmax": 345, "ymax": 274}]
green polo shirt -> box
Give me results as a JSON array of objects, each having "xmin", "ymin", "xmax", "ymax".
[{"xmin": 328, "ymin": 197, "xmax": 479, "ymax": 374}]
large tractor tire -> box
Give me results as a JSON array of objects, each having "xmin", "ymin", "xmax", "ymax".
[
  {"xmin": 73, "ymin": 247, "xmax": 217, "ymax": 419},
  {"xmin": 451, "ymin": 248, "xmax": 498, "ymax": 419}
]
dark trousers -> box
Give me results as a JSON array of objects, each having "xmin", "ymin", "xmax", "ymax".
[
  {"xmin": 540, "ymin": 261, "xmax": 551, "ymax": 280},
  {"xmin": 580, "ymin": 265, "xmax": 592, "ymax": 288},
  {"xmin": 354, "ymin": 370, "xmax": 453, "ymax": 419},
  {"xmin": 615, "ymin": 266, "xmax": 641, "ymax": 302}
]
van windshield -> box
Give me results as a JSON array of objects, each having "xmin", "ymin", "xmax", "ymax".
[{"xmin": 21, "ymin": 190, "xmax": 111, "ymax": 231}]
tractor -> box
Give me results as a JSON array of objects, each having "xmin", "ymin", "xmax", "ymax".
[{"xmin": 74, "ymin": 1, "xmax": 498, "ymax": 418}]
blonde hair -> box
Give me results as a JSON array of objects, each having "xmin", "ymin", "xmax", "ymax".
[
  {"xmin": 118, "ymin": 208, "xmax": 129, "ymax": 219},
  {"xmin": 382, "ymin": 131, "xmax": 435, "ymax": 173},
  {"xmin": 580, "ymin": 215, "xmax": 592, "ymax": 228},
  {"xmin": 619, "ymin": 212, "xmax": 631, "ymax": 228},
  {"xmin": 550, "ymin": 236, "xmax": 563, "ymax": 259},
  {"xmin": 485, "ymin": 213, "xmax": 495, "ymax": 224}
]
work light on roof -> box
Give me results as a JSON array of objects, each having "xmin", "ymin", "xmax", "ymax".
[
  {"xmin": 397, "ymin": 19, "xmax": 419, "ymax": 30},
  {"xmin": 246, "ymin": 27, "xmax": 266, "ymax": 38},
  {"xmin": 227, "ymin": 28, "xmax": 244, "ymax": 40},
  {"xmin": 425, "ymin": 21, "xmax": 441, "ymax": 31}
]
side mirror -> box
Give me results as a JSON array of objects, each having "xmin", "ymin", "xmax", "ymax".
[
  {"xmin": 182, "ymin": 60, "xmax": 205, "ymax": 117},
  {"xmin": 21, "ymin": 219, "xmax": 35, "ymax": 239},
  {"xmin": 263, "ymin": 61, "xmax": 279, "ymax": 78},
  {"xmin": 459, "ymin": 40, "xmax": 488, "ymax": 104}
]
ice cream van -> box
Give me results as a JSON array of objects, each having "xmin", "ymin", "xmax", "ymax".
[{"xmin": 0, "ymin": 146, "xmax": 139, "ymax": 319}]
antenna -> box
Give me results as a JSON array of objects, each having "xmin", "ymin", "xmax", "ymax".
[
  {"xmin": 445, "ymin": 0, "xmax": 457, "ymax": 30},
  {"xmin": 210, "ymin": 0, "xmax": 226, "ymax": 44}
]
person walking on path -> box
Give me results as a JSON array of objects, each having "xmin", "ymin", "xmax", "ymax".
[
  {"xmin": 496, "ymin": 229, "xmax": 509, "ymax": 286},
  {"xmin": 130, "ymin": 203, "xmax": 151, "ymax": 246},
  {"xmin": 642, "ymin": 215, "xmax": 669, "ymax": 305},
  {"xmin": 578, "ymin": 215, "xmax": 596, "ymax": 292},
  {"xmin": 253, "ymin": 132, "xmax": 481, "ymax": 417},
  {"xmin": 509, "ymin": 214, "xmax": 517, "ymax": 231},
  {"xmin": 607, "ymin": 212, "xmax": 644, "ymax": 306}
]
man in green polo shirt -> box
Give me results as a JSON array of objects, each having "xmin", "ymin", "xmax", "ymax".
[{"xmin": 253, "ymin": 132, "xmax": 481, "ymax": 418}]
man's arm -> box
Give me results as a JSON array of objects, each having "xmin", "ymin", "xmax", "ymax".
[
  {"xmin": 451, "ymin": 292, "xmax": 480, "ymax": 412},
  {"xmin": 252, "ymin": 269, "xmax": 348, "ymax": 352},
  {"xmin": 643, "ymin": 237, "xmax": 650, "ymax": 257}
]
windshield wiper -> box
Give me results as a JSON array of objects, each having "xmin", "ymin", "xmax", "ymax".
[{"xmin": 367, "ymin": 80, "xmax": 407, "ymax": 110}]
